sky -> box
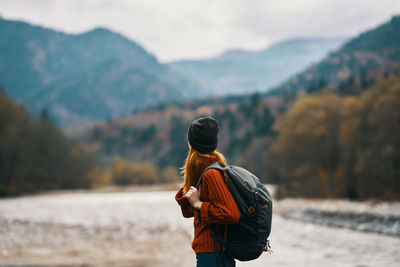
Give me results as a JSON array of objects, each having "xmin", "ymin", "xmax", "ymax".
[{"xmin": 0, "ymin": 0, "xmax": 399, "ymax": 62}]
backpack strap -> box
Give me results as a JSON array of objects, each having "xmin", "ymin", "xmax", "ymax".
[
  {"xmin": 195, "ymin": 162, "xmax": 225, "ymax": 189},
  {"xmin": 189, "ymin": 162, "xmax": 225, "ymax": 215},
  {"xmin": 211, "ymin": 225, "xmax": 224, "ymax": 267},
  {"xmin": 196, "ymin": 162, "xmax": 227, "ymax": 267}
]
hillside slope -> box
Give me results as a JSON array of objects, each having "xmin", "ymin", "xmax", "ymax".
[{"xmin": 271, "ymin": 15, "xmax": 400, "ymax": 96}]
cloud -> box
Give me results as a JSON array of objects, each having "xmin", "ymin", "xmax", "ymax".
[
  {"xmin": 0, "ymin": 0, "xmax": 399, "ymax": 62},
  {"xmin": 231, "ymin": 0, "xmax": 400, "ymax": 39}
]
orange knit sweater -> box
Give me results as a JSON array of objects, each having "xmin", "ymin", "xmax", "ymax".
[{"xmin": 175, "ymin": 169, "xmax": 240, "ymax": 253}]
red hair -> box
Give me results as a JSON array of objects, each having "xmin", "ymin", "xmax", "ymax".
[{"xmin": 180, "ymin": 146, "xmax": 227, "ymax": 194}]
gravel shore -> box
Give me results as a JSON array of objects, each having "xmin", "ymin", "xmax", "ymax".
[
  {"xmin": 0, "ymin": 216, "xmax": 192, "ymax": 267},
  {"xmin": 275, "ymin": 198, "xmax": 400, "ymax": 236}
]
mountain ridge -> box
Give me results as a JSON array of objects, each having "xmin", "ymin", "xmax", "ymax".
[{"xmin": 0, "ymin": 17, "xmax": 200, "ymax": 126}]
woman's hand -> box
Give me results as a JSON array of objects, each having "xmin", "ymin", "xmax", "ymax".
[{"xmin": 186, "ymin": 186, "xmax": 203, "ymax": 210}]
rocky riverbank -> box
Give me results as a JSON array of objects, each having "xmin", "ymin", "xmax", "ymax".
[
  {"xmin": 275, "ymin": 198, "xmax": 400, "ymax": 236},
  {"xmin": 1, "ymin": 190, "xmax": 399, "ymax": 266}
]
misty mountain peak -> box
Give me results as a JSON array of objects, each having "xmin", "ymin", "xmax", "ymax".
[{"xmin": 80, "ymin": 27, "xmax": 126, "ymax": 42}]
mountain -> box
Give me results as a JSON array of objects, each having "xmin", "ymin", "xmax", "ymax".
[
  {"xmin": 167, "ymin": 37, "xmax": 346, "ymax": 95},
  {"xmin": 271, "ymin": 15, "xmax": 400, "ymax": 96},
  {"xmin": 0, "ymin": 18, "xmax": 200, "ymax": 126}
]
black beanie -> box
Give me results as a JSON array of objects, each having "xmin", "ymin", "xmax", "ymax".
[{"xmin": 187, "ymin": 116, "xmax": 219, "ymax": 154}]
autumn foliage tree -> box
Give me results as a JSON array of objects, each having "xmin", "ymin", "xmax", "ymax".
[
  {"xmin": 354, "ymin": 76, "xmax": 400, "ymax": 198},
  {"xmin": 267, "ymin": 93, "xmax": 343, "ymax": 197},
  {"xmin": 268, "ymin": 75, "xmax": 400, "ymax": 199}
]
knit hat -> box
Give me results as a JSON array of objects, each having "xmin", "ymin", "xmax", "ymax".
[{"xmin": 187, "ymin": 116, "xmax": 219, "ymax": 154}]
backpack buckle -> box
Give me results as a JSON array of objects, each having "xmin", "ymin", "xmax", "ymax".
[
  {"xmin": 263, "ymin": 240, "xmax": 273, "ymax": 254},
  {"xmin": 248, "ymin": 206, "xmax": 256, "ymax": 215}
]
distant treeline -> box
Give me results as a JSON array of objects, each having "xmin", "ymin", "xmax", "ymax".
[
  {"xmin": 268, "ymin": 75, "xmax": 400, "ymax": 199},
  {"xmin": 87, "ymin": 92, "xmax": 275, "ymax": 173},
  {"xmin": 93, "ymin": 158, "xmax": 180, "ymax": 186},
  {"xmin": 0, "ymin": 89, "xmax": 95, "ymax": 196},
  {"xmin": 2, "ymin": 76, "xmax": 399, "ymax": 200}
]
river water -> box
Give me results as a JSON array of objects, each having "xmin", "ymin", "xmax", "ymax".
[{"xmin": 0, "ymin": 190, "xmax": 399, "ymax": 267}]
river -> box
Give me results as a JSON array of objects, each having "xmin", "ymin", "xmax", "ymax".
[{"xmin": 0, "ymin": 190, "xmax": 399, "ymax": 267}]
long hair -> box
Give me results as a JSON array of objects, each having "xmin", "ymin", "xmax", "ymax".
[{"xmin": 180, "ymin": 146, "xmax": 227, "ymax": 194}]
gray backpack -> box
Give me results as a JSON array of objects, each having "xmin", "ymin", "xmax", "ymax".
[{"xmin": 195, "ymin": 162, "xmax": 273, "ymax": 262}]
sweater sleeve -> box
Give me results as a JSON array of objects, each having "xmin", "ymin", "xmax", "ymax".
[
  {"xmin": 175, "ymin": 187, "xmax": 194, "ymax": 218},
  {"xmin": 200, "ymin": 169, "xmax": 240, "ymax": 225}
]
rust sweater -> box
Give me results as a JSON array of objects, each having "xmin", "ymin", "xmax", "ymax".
[{"xmin": 175, "ymin": 169, "xmax": 240, "ymax": 253}]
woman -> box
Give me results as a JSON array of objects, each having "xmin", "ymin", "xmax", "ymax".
[{"xmin": 175, "ymin": 116, "xmax": 240, "ymax": 267}]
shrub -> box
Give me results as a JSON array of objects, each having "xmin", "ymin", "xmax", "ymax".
[{"xmin": 111, "ymin": 158, "xmax": 158, "ymax": 185}]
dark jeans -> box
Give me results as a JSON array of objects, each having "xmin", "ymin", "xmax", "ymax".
[{"xmin": 196, "ymin": 252, "xmax": 235, "ymax": 267}]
